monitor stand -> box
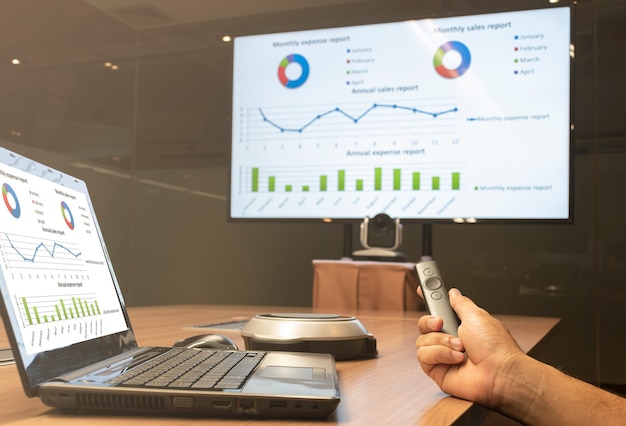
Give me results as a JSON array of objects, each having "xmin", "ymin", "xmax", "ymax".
[{"xmin": 342, "ymin": 222, "xmax": 353, "ymax": 259}]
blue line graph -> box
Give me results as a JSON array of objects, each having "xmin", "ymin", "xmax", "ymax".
[
  {"xmin": 258, "ymin": 103, "xmax": 458, "ymax": 134},
  {"xmin": 1, "ymin": 233, "xmax": 84, "ymax": 270}
]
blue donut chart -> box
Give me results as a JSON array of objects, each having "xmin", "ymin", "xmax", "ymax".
[
  {"xmin": 278, "ymin": 54, "xmax": 310, "ymax": 88},
  {"xmin": 434, "ymin": 41, "xmax": 471, "ymax": 79},
  {"xmin": 2, "ymin": 183, "xmax": 21, "ymax": 218},
  {"xmin": 61, "ymin": 201, "xmax": 75, "ymax": 230}
]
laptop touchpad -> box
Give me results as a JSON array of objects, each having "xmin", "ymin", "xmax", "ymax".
[{"xmin": 261, "ymin": 366, "xmax": 326, "ymax": 381}]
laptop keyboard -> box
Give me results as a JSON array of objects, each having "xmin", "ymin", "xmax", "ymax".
[{"xmin": 107, "ymin": 348, "xmax": 266, "ymax": 390}]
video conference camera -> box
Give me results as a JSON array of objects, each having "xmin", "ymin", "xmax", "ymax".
[{"xmin": 352, "ymin": 213, "xmax": 407, "ymax": 262}]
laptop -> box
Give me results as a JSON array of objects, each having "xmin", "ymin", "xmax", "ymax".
[{"xmin": 0, "ymin": 146, "xmax": 340, "ymax": 419}]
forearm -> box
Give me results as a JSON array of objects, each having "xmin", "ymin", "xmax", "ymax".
[{"xmin": 494, "ymin": 355, "xmax": 626, "ymax": 425}]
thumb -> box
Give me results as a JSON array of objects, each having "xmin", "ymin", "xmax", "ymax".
[{"xmin": 449, "ymin": 288, "xmax": 479, "ymax": 321}]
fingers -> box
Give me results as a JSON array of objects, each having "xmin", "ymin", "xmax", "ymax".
[
  {"xmin": 416, "ymin": 291, "xmax": 467, "ymax": 381},
  {"xmin": 417, "ymin": 331, "xmax": 465, "ymax": 352},
  {"xmin": 417, "ymin": 345, "xmax": 466, "ymax": 367},
  {"xmin": 418, "ymin": 315, "xmax": 443, "ymax": 334},
  {"xmin": 417, "ymin": 292, "xmax": 466, "ymax": 359},
  {"xmin": 417, "ymin": 315, "xmax": 465, "ymax": 359}
]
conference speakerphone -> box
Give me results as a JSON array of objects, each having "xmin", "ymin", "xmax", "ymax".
[{"xmin": 241, "ymin": 313, "xmax": 378, "ymax": 361}]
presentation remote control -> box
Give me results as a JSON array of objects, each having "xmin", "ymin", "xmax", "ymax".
[{"xmin": 416, "ymin": 260, "xmax": 460, "ymax": 336}]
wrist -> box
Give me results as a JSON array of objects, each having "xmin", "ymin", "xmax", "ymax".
[{"xmin": 490, "ymin": 353, "xmax": 544, "ymax": 422}]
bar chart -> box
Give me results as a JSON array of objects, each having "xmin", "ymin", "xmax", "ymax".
[
  {"xmin": 19, "ymin": 294, "xmax": 101, "ymax": 326},
  {"xmin": 247, "ymin": 165, "xmax": 463, "ymax": 194}
]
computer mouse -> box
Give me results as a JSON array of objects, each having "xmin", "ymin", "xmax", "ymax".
[{"xmin": 173, "ymin": 334, "xmax": 239, "ymax": 350}]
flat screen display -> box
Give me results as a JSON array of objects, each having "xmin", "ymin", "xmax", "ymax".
[{"xmin": 230, "ymin": 5, "xmax": 573, "ymax": 222}]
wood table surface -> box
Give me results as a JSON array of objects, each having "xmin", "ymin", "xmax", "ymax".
[{"xmin": 0, "ymin": 304, "xmax": 559, "ymax": 425}]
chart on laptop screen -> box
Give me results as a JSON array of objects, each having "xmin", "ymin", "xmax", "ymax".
[{"xmin": 0, "ymin": 163, "xmax": 127, "ymax": 355}]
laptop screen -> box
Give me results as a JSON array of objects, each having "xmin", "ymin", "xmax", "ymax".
[{"xmin": 0, "ymin": 147, "xmax": 135, "ymax": 394}]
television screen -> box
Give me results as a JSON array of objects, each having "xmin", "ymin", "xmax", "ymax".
[{"xmin": 229, "ymin": 4, "xmax": 573, "ymax": 222}]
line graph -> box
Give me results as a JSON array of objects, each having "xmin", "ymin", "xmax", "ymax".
[
  {"xmin": 259, "ymin": 103, "xmax": 458, "ymax": 133},
  {"xmin": 245, "ymin": 100, "xmax": 459, "ymax": 142},
  {"xmin": 1, "ymin": 233, "xmax": 84, "ymax": 271}
]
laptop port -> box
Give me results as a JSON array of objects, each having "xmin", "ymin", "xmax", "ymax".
[
  {"xmin": 171, "ymin": 396, "xmax": 195, "ymax": 409},
  {"xmin": 212, "ymin": 400, "xmax": 232, "ymax": 408},
  {"xmin": 269, "ymin": 400, "xmax": 287, "ymax": 409},
  {"xmin": 237, "ymin": 399, "xmax": 257, "ymax": 414}
]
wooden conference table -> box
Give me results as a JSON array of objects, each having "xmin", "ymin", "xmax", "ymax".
[{"xmin": 0, "ymin": 305, "xmax": 559, "ymax": 425}]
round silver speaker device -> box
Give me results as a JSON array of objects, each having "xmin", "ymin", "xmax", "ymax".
[{"xmin": 241, "ymin": 313, "xmax": 378, "ymax": 360}]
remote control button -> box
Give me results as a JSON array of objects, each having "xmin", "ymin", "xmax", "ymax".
[
  {"xmin": 423, "ymin": 268, "xmax": 435, "ymax": 276},
  {"xmin": 431, "ymin": 291, "xmax": 443, "ymax": 300},
  {"xmin": 424, "ymin": 277, "xmax": 442, "ymax": 291}
]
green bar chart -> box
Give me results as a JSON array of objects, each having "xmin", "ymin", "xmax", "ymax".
[
  {"xmin": 252, "ymin": 167, "xmax": 259, "ymax": 192},
  {"xmin": 338, "ymin": 170, "xmax": 345, "ymax": 191},
  {"xmin": 374, "ymin": 167, "xmax": 383, "ymax": 191},
  {"xmin": 320, "ymin": 175, "xmax": 327, "ymax": 191},
  {"xmin": 413, "ymin": 172, "xmax": 421, "ymax": 190},
  {"xmin": 20, "ymin": 294, "xmax": 101, "ymax": 326},
  {"xmin": 452, "ymin": 172, "xmax": 460, "ymax": 190},
  {"xmin": 247, "ymin": 165, "xmax": 461, "ymax": 193},
  {"xmin": 393, "ymin": 168, "xmax": 401, "ymax": 190},
  {"xmin": 432, "ymin": 176, "xmax": 441, "ymax": 190}
]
